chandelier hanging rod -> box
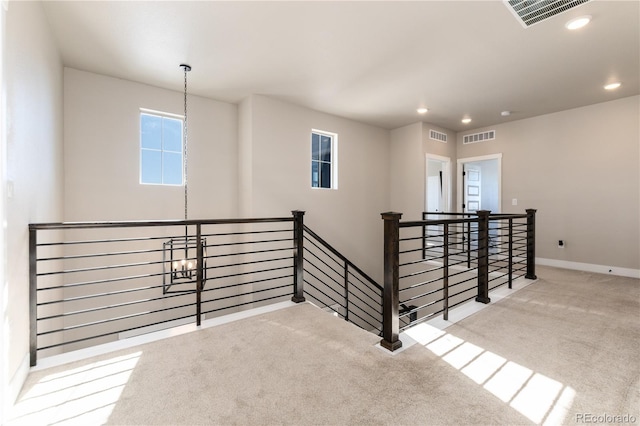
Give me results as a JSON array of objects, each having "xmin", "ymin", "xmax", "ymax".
[{"xmin": 180, "ymin": 63, "xmax": 191, "ymax": 223}]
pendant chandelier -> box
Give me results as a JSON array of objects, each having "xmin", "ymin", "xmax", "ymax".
[{"xmin": 163, "ymin": 64, "xmax": 206, "ymax": 294}]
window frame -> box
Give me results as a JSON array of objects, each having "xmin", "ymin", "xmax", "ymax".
[
  {"xmin": 139, "ymin": 109, "xmax": 185, "ymax": 186},
  {"xmin": 311, "ymin": 129, "xmax": 338, "ymax": 190}
]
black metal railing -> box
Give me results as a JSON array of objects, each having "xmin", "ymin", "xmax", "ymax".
[
  {"xmin": 29, "ymin": 215, "xmax": 301, "ymax": 365},
  {"xmin": 29, "ymin": 208, "xmax": 537, "ymax": 363},
  {"xmin": 302, "ymin": 225, "xmax": 383, "ymax": 334},
  {"xmin": 380, "ymin": 209, "xmax": 537, "ymax": 352},
  {"xmin": 29, "ymin": 210, "xmax": 385, "ymax": 366}
]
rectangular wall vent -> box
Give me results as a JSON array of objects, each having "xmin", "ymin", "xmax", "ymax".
[
  {"xmin": 463, "ymin": 130, "xmax": 496, "ymax": 144},
  {"xmin": 504, "ymin": 0, "xmax": 592, "ymax": 28},
  {"xmin": 429, "ymin": 129, "xmax": 448, "ymax": 143}
]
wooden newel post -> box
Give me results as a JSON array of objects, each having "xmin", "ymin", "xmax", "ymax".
[
  {"xmin": 381, "ymin": 212, "xmax": 402, "ymax": 352},
  {"xmin": 525, "ymin": 209, "xmax": 537, "ymax": 280},
  {"xmin": 476, "ymin": 210, "xmax": 491, "ymax": 304},
  {"xmin": 291, "ymin": 210, "xmax": 306, "ymax": 303}
]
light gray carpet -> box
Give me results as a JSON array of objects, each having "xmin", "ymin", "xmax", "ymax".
[{"xmin": 9, "ymin": 266, "xmax": 640, "ymax": 425}]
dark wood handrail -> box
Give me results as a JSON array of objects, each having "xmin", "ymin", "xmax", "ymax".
[
  {"xmin": 487, "ymin": 213, "xmax": 528, "ymax": 220},
  {"xmin": 423, "ymin": 211, "xmax": 474, "ymax": 216},
  {"xmin": 29, "ymin": 216, "xmax": 294, "ymax": 230},
  {"xmin": 303, "ymin": 225, "xmax": 383, "ymax": 292},
  {"xmin": 401, "ymin": 217, "xmax": 479, "ymax": 228},
  {"xmin": 423, "ymin": 211, "xmax": 528, "ymax": 220}
]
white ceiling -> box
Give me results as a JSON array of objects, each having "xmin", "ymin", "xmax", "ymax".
[{"xmin": 41, "ymin": 0, "xmax": 639, "ymax": 132}]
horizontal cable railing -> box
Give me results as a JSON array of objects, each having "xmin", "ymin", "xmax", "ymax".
[
  {"xmin": 379, "ymin": 209, "xmax": 537, "ymax": 352},
  {"xmin": 400, "ymin": 215, "xmax": 480, "ymax": 331},
  {"xmin": 302, "ymin": 225, "xmax": 383, "ymax": 335},
  {"xmin": 30, "ymin": 208, "xmax": 536, "ymax": 362},
  {"xmin": 29, "ymin": 216, "xmax": 297, "ymax": 366},
  {"xmin": 29, "ymin": 210, "xmax": 387, "ymax": 366},
  {"xmin": 485, "ymin": 213, "xmax": 529, "ymax": 291}
]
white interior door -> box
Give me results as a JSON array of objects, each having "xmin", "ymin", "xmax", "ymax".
[
  {"xmin": 464, "ymin": 165, "xmax": 481, "ymax": 213},
  {"xmin": 458, "ymin": 154, "xmax": 503, "ymax": 253},
  {"xmin": 457, "ymin": 154, "xmax": 502, "ymax": 215}
]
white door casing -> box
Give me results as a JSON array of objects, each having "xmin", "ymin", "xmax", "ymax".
[{"xmin": 425, "ymin": 154, "xmax": 451, "ymax": 213}]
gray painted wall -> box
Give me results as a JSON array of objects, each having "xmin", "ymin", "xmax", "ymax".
[
  {"xmin": 457, "ymin": 96, "xmax": 640, "ymax": 270},
  {"xmin": 3, "ymin": 4, "xmax": 639, "ymax": 415},
  {"xmin": 245, "ymin": 95, "xmax": 390, "ymax": 281},
  {"xmin": 4, "ymin": 1, "xmax": 64, "ymax": 413},
  {"xmin": 64, "ymin": 68, "xmax": 238, "ymax": 222}
]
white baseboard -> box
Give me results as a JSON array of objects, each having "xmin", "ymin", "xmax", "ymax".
[
  {"xmin": 6, "ymin": 352, "xmax": 30, "ymax": 418},
  {"xmin": 394, "ymin": 275, "xmax": 537, "ymax": 353},
  {"xmin": 537, "ymin": 258, "xmax": 640, "ymax": 279},
  {"xmin": 32, "ymin": 300, "xmax": 296, "ymax": 371}
]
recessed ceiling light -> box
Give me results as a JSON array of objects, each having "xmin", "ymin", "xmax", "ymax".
[
  {"xmin": 604, "ymin": 82, "xmax": 621, "ymax": 90},
  {"xmin": 461, "ymin": 118, "xmax": 472, "ymax": 124},
  {"xmin": 501, "ymin": 111, "xmax": 511, "ymax": 117},
  {"xmin": 417, "ymin": 108, "xmax": 428, "ymax": 114},
  {"xmin": 565, "ymin": 15, "xmax": 591, "ymax": 30}
]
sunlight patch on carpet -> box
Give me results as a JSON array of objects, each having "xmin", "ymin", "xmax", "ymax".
[
  {"xmin": 405, "ymin": 323, "xmax": 575, "ymax": 425},
  {"xmin": 8, "ymin": 351, "xmax": 141, "ymax": 425}
]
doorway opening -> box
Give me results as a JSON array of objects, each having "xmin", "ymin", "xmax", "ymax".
[
  {"xmin": 458, "ymin": 154, "xmax": 502, "ymax": 215},
  {"xmin": 424, "ymin": 154, "xmax": 451, "ymax": 212},
  {"xmin": 425, "ymin": 154, "xmax": 451, "ymax": 214},
  {"xmin": 457, "ymin": 154, "xmax": 502, "ymax": 251},
  {"xmin": 425, "ymin": 154, "xmax": 451, "ymax": 246}
]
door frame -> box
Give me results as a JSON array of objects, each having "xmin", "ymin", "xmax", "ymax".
[
  {"xmin": 457, "ymin": 153, "xmax": 502, "ymax": 214},
  {"xmin": 425, "ymin": 154, "xmax": 451, "ymax": 213}
]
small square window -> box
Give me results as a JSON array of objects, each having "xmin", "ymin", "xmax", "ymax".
[
  {"xmin": 140, "ymin": 111, "xmax": 183, "ymax": 185},
  {"xmin": 311, "ymin": 130, "xmax": 337, "ymax": 189}
]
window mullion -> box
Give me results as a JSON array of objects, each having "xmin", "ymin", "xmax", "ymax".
[{"xmin": 160, "ymin": 117, "xmax": 165, "ymax": 184}]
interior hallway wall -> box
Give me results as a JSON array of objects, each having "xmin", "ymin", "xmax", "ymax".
[
  {"xmin": 243, "ymin": 95, "xmax": 390, "ymax": 282},
  {"xmin": 4, "ymin": 0, "xmax": 64, "ymax": 412},
  {"xmin": 457, "ymin": 96, "xmax": 640, "ymax": 272},
  {"xmin": 390, "ymin": 122, "xmax": 423, "ymax": 221},
  {"xmin": 389, "ymin": 122, "xmax": 457, "ymax": 220}
]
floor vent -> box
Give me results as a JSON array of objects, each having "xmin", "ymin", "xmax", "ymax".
[
  {"xmin": 504, "ymin": 0, "xmax": 592, "ymax": 28},
  {"xmin": 463, "ymin": 130, "xmax": 496, "ymax": 144},
  {"xmin": 429, "ymin": 129, "xmax": 448, "ymax": 143}
]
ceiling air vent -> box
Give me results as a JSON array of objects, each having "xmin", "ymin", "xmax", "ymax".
[
  {"xmin": 504, "ymin": 0, "xmax": 592, "ymax": 28},
  {"xmin": 429, "ymin": 129, "xmax": 448, "ymax": 143},
  {"xmin": 463, "ymin": 130, "xmax": 496, "ymax": 145}
]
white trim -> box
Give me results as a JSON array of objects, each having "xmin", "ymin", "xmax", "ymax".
[
  {"xmin": 425, "ymin": 154, "xmax": 451, "ymax": 213},
  {"xmin": 310, "ymin": 129, "xmax": 338, "ymax": 190},
  {"xmin": 377, "ymin": 275, "xmax": 538, "ymax": 355},
  {"xmin": 7, "ymin": 353, "xmax": 29, "ymax": 417},
  {"xmin": 457, "ymin": 153, "xmax": 502, "ymax": 214},
  {"xmin": 537, "ymin": 258, "xmax": 640, "ymax": 279},
  {"xmin": 118, "ymin": 316, "xmax": 195, "ymax": 339},
  {"xmin": 32, "ymin": 300, "xmax": 297, "ymax": 371},
  {"xmin": 139, "ymin": 107, "xmax": 183, "ymax": 120}
]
